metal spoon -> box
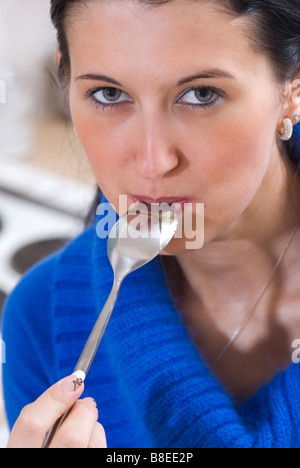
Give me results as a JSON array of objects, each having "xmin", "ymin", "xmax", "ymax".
[{"xmin": 43, "ymin": 203, "xmax": 178, "ymax": 448}]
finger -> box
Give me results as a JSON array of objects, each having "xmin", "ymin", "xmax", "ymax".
[
  {"xmin": 50, "ymin": 398, "xmax": 99, "ymax": 448},
  {"xmin": 7, "ymin": 372, "xmax": 86, "ymax": 448},
  {"xmin": 88, "ymin": 422, "xmax": 107, "ymax": 448}
]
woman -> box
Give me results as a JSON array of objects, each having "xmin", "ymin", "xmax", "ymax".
[{"xmin": 3, "ymin": 0, "xmax": 300, "ymax": 448}]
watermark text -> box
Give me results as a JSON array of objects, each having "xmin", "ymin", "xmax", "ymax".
[{"xmin": 95, "ymin": 195, "xmax": 205, "ymax": 250}]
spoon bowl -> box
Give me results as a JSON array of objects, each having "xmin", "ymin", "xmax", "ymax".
[{"xmin": 108, "ymin": 203, "xmax": 178, "ymax": 282}]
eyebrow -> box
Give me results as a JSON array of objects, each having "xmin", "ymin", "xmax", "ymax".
[
  {"xmin": 75, "ymin": 68, "xmax": 236, "ymax": 87},
  {"xmin": 177, "ymin": 69, "xmax": 236, "ymax": 85},
  {"xmin": 75, "ymin": 73, "xmax": 122, "ymax": 86}
]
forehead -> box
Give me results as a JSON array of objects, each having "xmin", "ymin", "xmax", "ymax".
[{"xmin": 66, "ymin": 0, "xmax": 270, "ymax": 84}]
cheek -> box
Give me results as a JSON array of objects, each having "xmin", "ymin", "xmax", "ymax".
[
  {"xmin": 70, "ymin": 98, "xmax": 128, "ymax": 199},
  {"xmin": 193, "ymin": 117, "xmax": 275, "ymax": 222},
  {"xmin": 72, "ymin": 120, "xmax": 117, "ymax": 172}
]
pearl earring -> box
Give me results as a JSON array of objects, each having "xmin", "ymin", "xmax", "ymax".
[{"xmin": 279, "ymin": 117, "xmax": 293, "ymax": 141}]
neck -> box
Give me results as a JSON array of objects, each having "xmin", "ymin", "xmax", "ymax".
[{"xmin": 175, "ymin": 156, "xmax": 300, "ymax": 312}]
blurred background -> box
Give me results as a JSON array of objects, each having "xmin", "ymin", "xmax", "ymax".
[{"xmin": 0, "ymin": 0, "xmax": 97, "ymax": 446}]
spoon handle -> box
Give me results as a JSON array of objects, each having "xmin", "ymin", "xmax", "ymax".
[
  {"xmin": 74, "ymin": 280, "xmax": 121, "ymax": 375},
  {"xmin": 42, "ymin": 280, "xmax": 121, "ymax": 448}
]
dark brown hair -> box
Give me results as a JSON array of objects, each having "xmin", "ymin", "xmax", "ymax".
[{"xmin": 51, "ymin": 0, "xmax": 300, "ymax": 82}]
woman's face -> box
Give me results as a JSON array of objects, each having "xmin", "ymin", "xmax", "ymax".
[{"xmin": 67, "ymin": 0, "xmax": 286, "ymax": 254}]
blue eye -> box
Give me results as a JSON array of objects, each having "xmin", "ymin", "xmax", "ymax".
[
  {"xmin": 94, "ymin": 88, "xmax": 128, "ymax": 103},
  {"xmin": 86, "ymin": 87, "xmax": 132, "ymax": 109},
  {"xmin": 177, "ymin": 87, "xmax": 224, "ymax": 108}
]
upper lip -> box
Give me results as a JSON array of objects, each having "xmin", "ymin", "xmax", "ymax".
[{"xmin": 132, "ymin": 195, "xmax": 189, "ymax": 204}]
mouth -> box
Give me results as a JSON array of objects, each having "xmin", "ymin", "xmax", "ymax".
[{"xmin": 131, "ymin": 195, "xmax": 191, "ymax": 210}]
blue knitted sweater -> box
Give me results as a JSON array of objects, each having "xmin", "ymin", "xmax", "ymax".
[{"xmin": 3, "ymin": 217, "xmax": 300, "ymax": 448}]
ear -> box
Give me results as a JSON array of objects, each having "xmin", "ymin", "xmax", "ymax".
[
  {"xmin": 278, "ymin": 72, "xmax": 300, "ymax": 130},
  {"xmin": 291, "ymin": 76, "xmax": 300, "ymax": 123}
]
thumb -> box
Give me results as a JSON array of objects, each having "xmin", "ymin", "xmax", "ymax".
[
  {"xmin": 39, "ymin": 371, "xmax": 86, "ymax": 424},
  {"xmin": 8, "ymin": 371, "xmax": 86, "ymax": 448}
]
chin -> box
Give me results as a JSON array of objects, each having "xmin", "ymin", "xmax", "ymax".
[{"xmin": 160, "ymin": 236, "xmax": 203, "ymax": 256}]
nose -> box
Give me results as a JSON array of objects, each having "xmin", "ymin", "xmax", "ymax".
[{"xmin": 135, "ymin": 112, "xmax": 180, "ymax": 180}]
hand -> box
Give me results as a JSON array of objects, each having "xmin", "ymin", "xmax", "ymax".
[{"xmin": 6, "ymin": 374, "xmax": 107, "ymax": 448}]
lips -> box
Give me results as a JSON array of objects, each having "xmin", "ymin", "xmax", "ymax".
[
  {"xmin": 130, "ymin": 195, "xmax": 191, "ymax": 217},
  {"xmin": 132, "ymin": 195, "xmax": 190, "ymax": 206}
]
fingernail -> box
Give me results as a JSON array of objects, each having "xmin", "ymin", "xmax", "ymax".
[
  {"xmin": 60, "ymin": 370, "xmax": 86, "ymax": 393},
  {"xmin": 85, "ymin": 397, "xmax": 97, "ymax": 408}
]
